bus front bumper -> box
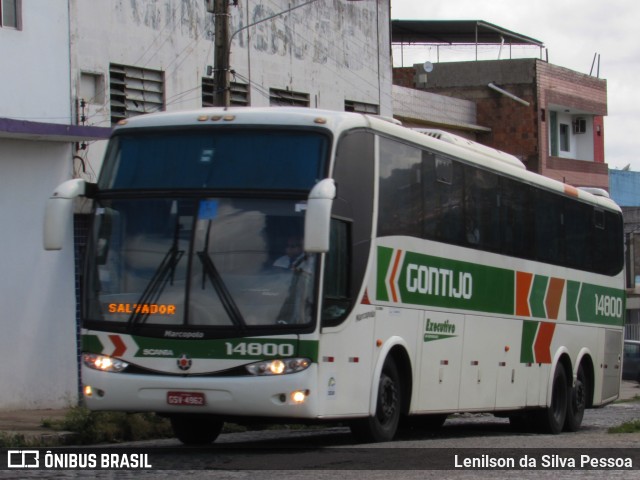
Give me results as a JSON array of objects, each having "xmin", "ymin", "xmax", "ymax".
[{"xmin": 81, "ymin": 364, "xmax": 319, "ymax": 419}]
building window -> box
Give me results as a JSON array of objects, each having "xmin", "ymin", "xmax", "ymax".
[
  {"xmin": 345, "ymin": 100, "xmax": 379, "ymax": 114},
  {"xmin": 560, "ymin": 123, "xmax": 570, "ymax": 152},
  {"xmin": 269, "ymin": 88, "xmax": 309, "ymax": 107},
  {"xmin": 1, "ymin": 0, "xmax": 21, "ymax": 29},
  {"xmin": 202, "ymin": 78, "xmax": 249, "ymax": 107},
  {"xmin": 79, "ymin": 72, "xmax": 105, "ymax": 105},
  {"xmin": 109, "ymin": 63, "xmax": 164, "ymax": 125}
]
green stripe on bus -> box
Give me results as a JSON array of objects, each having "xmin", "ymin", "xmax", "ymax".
[
  {"xmin": 529, "ymin": 275, "xmax": 549, "ymax": 318},
  {"xmin": 520, "ymin": 320, "xmax": 538, "ymax": 364},
  {"xmin": 566, "ymin": 280, "xmax": 580, "ymax": 322},
  {"xmin": 82, "ymin": 335, "xmax": 104, "ymax": 354},
  {"xmin": 82, "ymin": 335, "xmax": 319, "ymax": 362},
  {"xmin": 575, "ymin": 284, "xmax": 625, "ymax": 326},
  {"xmin": 377, "ymin": 246, "xmax": 394, "ymax": 302},
  {"xmin": 396, "ymin": 250, "xmax": 514, "ymax": 314}
]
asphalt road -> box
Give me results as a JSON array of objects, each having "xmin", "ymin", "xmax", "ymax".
[{"xmin": 4, "ymin": 397, "xmax": 639, "ymax": 479}]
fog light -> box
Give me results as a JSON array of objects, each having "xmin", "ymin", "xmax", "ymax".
[
  {"xmin": 291, "ymin": 390, "xmax": 309, "ymax": 404},
  {"xmin": 83, "ymin": 385, "xmax": 93, "ymax": 397}
]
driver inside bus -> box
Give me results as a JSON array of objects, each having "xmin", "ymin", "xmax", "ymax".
[
  {"xmin": 273, "ymin": 236, "xmax": 310, "ymax": 273},
  {"xmin": 274, "ymin": 235, "xmax": 314, "ymax": 324}
]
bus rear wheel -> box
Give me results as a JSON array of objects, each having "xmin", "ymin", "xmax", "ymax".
[
  {"xmin": 537, "ymin": 365, "xmax": 568, "ymax": 434},
  {"xmin": 170, "ymin": 414, "xmax": 224, "ymax": 445},
  {"xmin": 350, "ymin": 357, "xmax": 402, "ymax": 443},
  {"xmin": 564, "ymin": 365, "xmax": 588, "ymax": 432}
]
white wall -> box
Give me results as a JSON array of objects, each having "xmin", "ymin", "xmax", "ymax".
[
  {"xmin": 0, "ymin": 0, "xmax": 71, "ymax": 121},
  {"xmin": 70, "ymin": 0, "xmax": 392, "ymax": 119},
  {"xmin": 0, "ymin": 1, "xmax": 79, "ymax": 409},
  {"xmin": 0, "ymin": 140, "xmax": 78, "ymax": 409},
  {"xmin": 230, "ymin": 0, "xmax": 392, "ymax": 112}
]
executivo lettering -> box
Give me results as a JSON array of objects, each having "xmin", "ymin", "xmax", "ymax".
[
  {"xmin": 406, "ymin": 264, "xmax": 473, "ymax": 300},
  {"xmin": 426, "ymin": 318, "xmax": 456, "ymax": 334}
]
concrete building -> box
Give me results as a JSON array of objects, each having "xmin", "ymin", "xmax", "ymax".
[
  {"xmin": 392, "ymin": 21, "xmax": 609, "ymax": 191},
  {"xmin": 0, "ymin": 0, "xmax": 110, "ymax": 409},
  {"xmin": 609, "ymin": 169, "xmax": 640, "ymax": 339},
  {"xmin": 0, "ymin": 0, "xmax": 392, "ymax": 409}
]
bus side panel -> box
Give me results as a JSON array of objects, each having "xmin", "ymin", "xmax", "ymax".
[
  {"xmin": 316, "ymin": 305, "xmax": 377, "ymax": 417},
  {"xmin": 524, "ymin": 362, "xmax": 547, "ymax": 408},
  {"xmin": 494, "ymin": 319, "xmax": 529, "ymax": 409},
  {"xmin": 416, "ymin": 311, "xmax": 464, "ymax": 412},
  {"xmin": 602, "ymin": 328, "xmax": 623, "ymax": 402},
  {"xmin": 459, "ymin": 315, "xmax": 526, "ymax": 411}
]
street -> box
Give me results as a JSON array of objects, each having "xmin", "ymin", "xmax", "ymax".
[{"xmin": 4, "ymin": 397, "xmax": 639, "ymax": 479}]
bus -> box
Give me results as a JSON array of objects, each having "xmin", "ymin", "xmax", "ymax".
[{"xmin": 44, "ymin": 108, "xmax": 625, "ymax": 444}]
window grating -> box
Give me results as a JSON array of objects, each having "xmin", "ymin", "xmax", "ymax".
[
  {"xmin": 202, "ymin": 78, "xmax": 250, "ymax": 107},
  {"xmin": 269, "ymin": 88, "xmax": 309, "ymax": 107},
  {"xmin": 109, "ymin": 63, "xmax": 164, "ymax": 124},
  {"xmin": 345, "ymin": 100, "xmax": 379, "ymax": 114}
]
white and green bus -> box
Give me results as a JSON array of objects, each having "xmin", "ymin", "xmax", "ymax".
[{"xmin": 44, "ymin": 108, "xmax": 625, "ymax": 443}]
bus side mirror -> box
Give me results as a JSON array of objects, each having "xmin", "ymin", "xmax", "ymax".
[
  {"xmin": 304, "ymin": 178, "xmax": 336, "ymax": 253},
  {"xmin": 43, "ymin": 179, "xmax": 89, "ymax": 250}
]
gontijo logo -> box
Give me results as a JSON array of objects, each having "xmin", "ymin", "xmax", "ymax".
[
  {"xmin": 376, "ymin": 246, "xmax": 515, "ymax": 315},
  {"xmin": 406, "ymin": 263, "xmax": 473, "ymax": 299}
]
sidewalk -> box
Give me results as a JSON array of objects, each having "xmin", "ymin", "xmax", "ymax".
[
  {"xmin": 0, "ymin": 408, "xmax": 73, "ymax": 445},
  {"xmin": 0, "ymin": 382, "xmax": 638, "ymax": 445}
]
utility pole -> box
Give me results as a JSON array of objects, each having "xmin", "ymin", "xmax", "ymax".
[
  {"xmin": 212, "ymin": 0, "xmax": 230, "ymax": 107},
  {"xmin": 209, "ymin": 0, "xmax": 335, "ymax": 108}
]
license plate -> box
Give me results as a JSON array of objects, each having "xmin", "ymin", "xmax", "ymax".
[{"xmin": 167, "ymin": 391, "xmax": 206, "ymax": 406}]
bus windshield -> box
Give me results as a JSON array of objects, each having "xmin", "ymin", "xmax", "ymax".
[
  {"xmin": 99, "ymin": 129, "xmax": 328, "ymax": 191},
  {"xmin": 85, "ymin": 197, "xmax": 316, "ymax": 331}
]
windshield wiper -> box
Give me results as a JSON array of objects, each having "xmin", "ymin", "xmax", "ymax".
[
  {"xmin": 197, "ymin": 251, "xmax": 246, "ymax": 330},
  {"xmin": 128, "ymin": 205, "xmax": 183, "ymax": 327},
  {"xmin": 127, "ymin": 246, "xmax": 183, "ymax": 327},
  {"xmin": 197, "ymin": 220, "xmax": 246, "ymax": 330}
]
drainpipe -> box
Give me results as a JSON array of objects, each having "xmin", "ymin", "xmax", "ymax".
[{"xmin": 487, "ymin": 82, "xmax": 530, "ymax": 106}]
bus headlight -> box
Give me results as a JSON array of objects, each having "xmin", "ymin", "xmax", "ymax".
[
  {"xmin": 245, "ymin": 358, "xmax": 311, "ymax": 376},
  {"xmin": 83, "ymin": 353, "xmax": 129, "ymax": 373}
]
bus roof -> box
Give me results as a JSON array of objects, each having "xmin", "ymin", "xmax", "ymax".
[{"xmin": 114, "ymin": 107, "xmax": 620, "ymax": 213}]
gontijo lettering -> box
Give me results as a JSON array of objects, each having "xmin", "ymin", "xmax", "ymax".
[
  {"xmin": 107, "ymin": 303, "xmax": 176, "ymax": 315},
  {"xmin": 406, "ymin": 264, "xmax": 473, "ymax": 300}
]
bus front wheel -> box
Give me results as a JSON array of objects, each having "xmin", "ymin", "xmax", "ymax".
[
  {"xmin": 170, "ymin": 414, "xmax": 224, "ymax": 445},
  {"xmin": 350, "ymin": 357, "xmax": 402, "ymax": 443}
]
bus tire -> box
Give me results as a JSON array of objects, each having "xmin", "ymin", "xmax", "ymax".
[
  {"xmin": 564, "ymin": 365, "xmax": 588, "ymax": 432},
  {"xmin": 538, "ymin": 364, "xmax": 568, "ymax": 434},
  {"xmin": 170, "ymin": 414, "xmax": 223, "ymax": 445},
  {"xmin": 350, "ymin": 357, "xmax": 402, "ymax": 443}
]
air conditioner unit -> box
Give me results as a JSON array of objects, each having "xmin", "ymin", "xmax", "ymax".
[{"xmin": 573, "ymin": 117, "xmax": 587, "ymax": 134}]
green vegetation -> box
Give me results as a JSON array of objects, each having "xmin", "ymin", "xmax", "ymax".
[
  {"xmin": 0, "ymin": 433, "xmax": 34, "ymax": 448},
  {"xmin": 616, "ymin": 394, "xmax": 640, "ymax": 404},
  {"xmin": 608, "ymin": 419, "xmax": 640, "ymax": 434},
  {"xmin": 53, "ymin": 407, "xmax": 174, "ymax": 445},
  {"xmin": 0, "ymin": 405, "xmax": 335, "ymax": 447},
  {"xmin": 0, "ymin": 407, "xmax": 173, "ymax": 447}
]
